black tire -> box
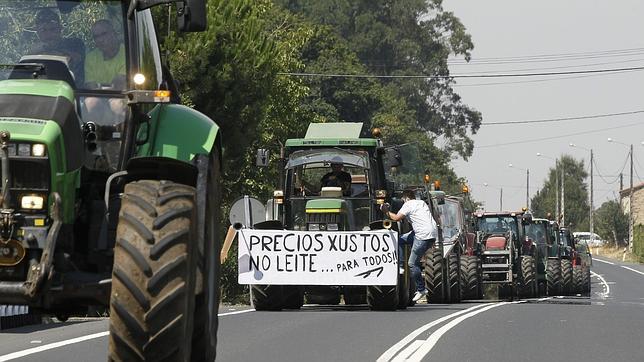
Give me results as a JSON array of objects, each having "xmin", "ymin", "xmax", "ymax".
[
  {"xmin": 573, "ymin": 265, "xmax": 583, "ymax": 294},
  {"xmin": 397, "ymin": 271, "xmax": 410, "ymax": 309},
  {"xmin": 546, "ymin": 259, "xmax": 562, "ymax": 296},
  {"xmin": 518, "ymin": 256, "xmax": 537, "ymax": 298},
  {"xmin": 109, "ymin": 180, "xmax": 197, "ymax": 361},
  {"xmin": 460, "ymin": 256, "xmax": 480, "ymax": 300},
  {"xmin": 425, "ymin": 249, "xmax": 445, "ymax": 303},
  {"xmin": 367, "ymin": 284, "xmax": 398, "ymax": 311},
  {"xmin": 191, "ymin": 152, "xmax": 222, "ymax": 361},
  {"xmin": 561, "ymin": 259, "xmax": 573, "ymax": 296},
  {"xmin": 583, "ymin": 266, "xmax": 591, "ymax": 293},
  {"xmin": 252, "ymin": 285, "xmax": 283, "ymax": 311},
  {"xmin": 343, "ymin": 287, "xmax": 365, "ymax": 305},
  {"xmin": 282, "ymin": 286, "xmax": 304, "ymax": 309},
  {"xmin": 448, "ymin": 252, "xmax": 461, "ymax": 303}
]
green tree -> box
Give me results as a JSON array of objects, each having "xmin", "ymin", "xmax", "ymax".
[
  {"xmin": 594, "ymin": 200, "xmax": 628, "ymax": 246},
  {"xmin": 531, "ymin": 155, "xmax": 590, "ymax": 230}
]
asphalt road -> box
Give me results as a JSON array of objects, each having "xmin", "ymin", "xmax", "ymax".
[{"xmin": 0, "ymin": 257, "xmax": 642, "ymax": 361}]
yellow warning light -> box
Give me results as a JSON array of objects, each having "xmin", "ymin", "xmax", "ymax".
[
  {"xmin": 462, "ymin": 185, "xmax": 469, "ymax": 193},
  {"xmin": 433, "ymin": 180, "xmax": 441, "ymax": 190},
  {"xmin": 423, "ymin": 175, "xmax": 431, "ymax": 184},
  {"xmin": 371, "ymin": 128, "xmax": 382, "ymax": 138}
]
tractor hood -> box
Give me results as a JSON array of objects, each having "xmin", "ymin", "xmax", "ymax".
[
  {"xmin": 305, "ymin": 199, "xmax": 345, "ymax": 212},
  {"xmin": 0, "ymin": 79, "xmax": 83, "ymax": 170}
]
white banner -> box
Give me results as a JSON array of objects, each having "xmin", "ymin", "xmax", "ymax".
[{"xmin": 237, "ymin": 229, "xmax": 399, "ymax": 285}]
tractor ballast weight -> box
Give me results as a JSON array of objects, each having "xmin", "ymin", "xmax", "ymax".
[{"xmin": 0, "ymin": 1, "xmax": 222, "ymax": 360}]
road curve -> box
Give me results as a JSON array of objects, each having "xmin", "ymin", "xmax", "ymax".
[{"xmin": 0, "ymin": 258, "xmax": 641, "ymax": 361}]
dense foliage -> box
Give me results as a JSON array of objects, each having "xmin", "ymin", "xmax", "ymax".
[{"xmin": 160, "ymin": 0, "xmax": 479, "ymax": 301}]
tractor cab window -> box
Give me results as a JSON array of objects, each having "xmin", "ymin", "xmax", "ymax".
[
  {"xmin": 477, "ymin": 216, "xmax": 519, "ymax": 240},
  {"xmin": 135, "ymin": 10, "xmax": 163, "ymax": 90},
  {"xmin": 439, "ymin": 200, "xmax": 463, "ymax": 241},
  {"xmin": 525, "ymin": 223, "xmax": 547, "ymax": 245}
]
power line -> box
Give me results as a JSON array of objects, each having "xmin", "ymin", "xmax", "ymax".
[
  {"xmin": 277, "ymin": 66, "xmax": 644, "ymax": 79},
  {"xmin": 475, "ymin": 121, "xmax": 643, "ymax": 148},
  {"xmin": 451, "ymin": 58, "xmax": 644, "ymax": 75},
  {"xmin": 448, "ymin": 47, "xmax": 644, "ymax": 64},
  {"xmin": 452, "ymin": 72, "xmax": 628, "ymax": 88},
  {"xmin": 481, "ymin": 110, "xmax": 644, "ymax": 126}
]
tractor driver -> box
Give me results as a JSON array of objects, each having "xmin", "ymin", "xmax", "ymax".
[
  {"xmin": 84, "ymin": 19, "xmax": 126, "ymax": 90},
  {"xmin": 320, "ymin": 158, "xmax": 352, "ymax": 196},
  {"xmin": 491, "ymin": 219, "xmax": 507, "ymax": 234}
]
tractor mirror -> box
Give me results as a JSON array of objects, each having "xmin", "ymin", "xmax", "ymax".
[
  {"xmin": 385, "ymin": 147, "xmax": 403, "ymax": 168},
  {"xmin": 178, "ymin": 0, "xmax": 207, "ymax": 32},
  {"xmin": 256, "ymin": 149, "xmax": 270, "ymax": 167}
]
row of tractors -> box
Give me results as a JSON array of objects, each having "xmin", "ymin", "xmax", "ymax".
[{"xmin": 231, "ymin": 122, "xmax": 592, "ymax": 310}]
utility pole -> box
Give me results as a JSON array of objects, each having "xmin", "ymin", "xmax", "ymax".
[
  {"xmin": 590, "ymin": 149, "xmax": 594, "ymax": 247},
  {"xmin": 526, "ymin": 169, "xmax": 530, "ymax": 209},
  {"xmin": 629, "ymin": 144, "xmax": 634, "ymax": 252},
  {"xmin": 620, "ymin": 172, "xmax": 623, "ymax": 191},
  {"xmin": 500, "ymin": 188, "xmax": 503, "ymax": 211}
]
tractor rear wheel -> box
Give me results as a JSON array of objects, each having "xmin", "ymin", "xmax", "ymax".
[
  {"xmin": 518, "ymin": 256, "xmax": 537, "ymax": 298},
  {"xmin": 583, "ymin": 266, "xmax": 591, "ymax": 294},
  {"xmin": 448, "ymin": 253, "xmax": 461, "ymax": 303},
  {"xmin": 252, "ymin": 285, "xmax": 284, "ymax": 311},
  {"xmin": 561, "ymin": 259, "xmax": 573, "ymax": 295},
  {"xmin": 109, "ymin": 180, "xmax": 197, "ymax": 361},
  {"xmin": 425, "ymin": 249, "xmax": 445, "ymax": 303},
  {"xmin": 460, "ymin": 255, "xmax": 480, "ymax": 300},
  {"xmin": 546, "ymin": 259, "xmax": 562, "ymax": 296},
  {"xmin": 367, "ymin": 284, "xmax": 399, "ymax": 311},
  {"xmin": 573, "ymin": 265, "xmax": 583, "ymax": 294}
]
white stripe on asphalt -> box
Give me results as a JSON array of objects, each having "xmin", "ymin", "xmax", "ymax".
[
  {"xmin": 218, "ymin": 309, "xmax": 255, "ymax": 316},
  {"xmin": 391, "ymin": 340, "xmax": 425, "ymax": 362},
  {"xmin": 0, "ymin": 308, "xmax": 254, "ymax": 361},
  {"xmin": 406, "ymin": 302, "xmax": 518, "ymax": 362},
  {"xmin": 591, "ymin": 271, "xmax": 610, "ymax": 298},
  {"xmin": 0, "ymin": 331, "xmax": 109, "ymax": 362},
  {"xmin": 377, "ymin": 303, "xmax": 493, "ymax": 362},
  {"xmin": 620, "ymin": 265, "xmax": 644, "ymax": 276},
  {"xmin": 593, "ymin": 258, "xmax": 615, "ymax": 265}
]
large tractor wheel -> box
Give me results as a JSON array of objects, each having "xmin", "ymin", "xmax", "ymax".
[
  {"xmin": 252, "ymin": 285, "xmax": 284, "ymax": 311},
  {"xmin": 583, "ymin": 266, "xmax": 591, "ymax": 294},
  {"xmin": 397, "ymin": 271, "xmax": 410, "ymax": 309},
  {"xmin": 518, "ymin": 256, "xmax": 537, "ymax": 298},
  {"xmin": 561, "ymin": 259, "xmax": 573, "ymax": 295},
  {"xmin": 425, "ymin": 249, "xmax": 445, "ymax": 303},
  {"xmin": 546, "ymin": 259, "xmax": 562, "ymax": 296},
  {"xmin": 367, "ymin": 284, "xmax": 399, "ymax": 311},
  {"xmin": 459, "ymin": 255, "xmax": 480, "ymax": 300},
  {"xmin": 191, "ymin": 152, "xmax": 222, "ymax": 361},
  {"xmin": 572, "ymin": 265, "xmax": 583, "ymax": 294},
  {"xmin": 282, "ymin": 286, "xmax": 304, "ymax": 309},
  {"xmin": 448, "ymin": 253, "xmax": 461, "ymax": 303},
  {"xmin": 109, "ymin": 180, "xmax": 198, "ymax": 361}
]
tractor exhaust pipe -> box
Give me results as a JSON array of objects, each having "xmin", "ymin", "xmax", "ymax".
[{"xmin": 0, "ymin": 131, "xmax": 11, "ymax": 209}]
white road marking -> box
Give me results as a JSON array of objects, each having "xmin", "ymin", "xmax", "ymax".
[
  {"xmin": 0, "ymin": 331, "xmax": 109, "ymax": 362},
  {"xmin": 406, "ymin": 302, "xmax": 519, "ymax": 361},
  {"xmin": 621, "ymin": 265, "xmax": 644, "ymax": 276},
  {"xmin": 377, "ymin": 303, "xmax": 493, "ymax": 362},
  {"xmin": 218, "ymin": 309, "xmax": 255, "ymax": 316},
  {"xmin": 591, "ymin": 271, "xmax": 610, "ymax": 298},
  {"xmin": 593, "ymin": 258, "xmax": 615, "ymax": 265},
  {"xmin": 391, "ymin": 340, "xmax": 424, "ymax": 362},
  {"xmin": 536, "ymin": 297, "xmax": 552, "ymax": 302}
]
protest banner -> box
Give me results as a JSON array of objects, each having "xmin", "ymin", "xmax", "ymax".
[{"xmin": 237, "ymin": 229, "xmax": 399, "ymax": 285}]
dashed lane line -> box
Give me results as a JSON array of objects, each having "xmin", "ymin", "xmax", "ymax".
[
  {"xmin": 218, "ymin": 309, "xmax": 255, "ymax": 316},
  {"xmin": 377, "ymin": 303, "xmax": 493, "ymax": 362}
]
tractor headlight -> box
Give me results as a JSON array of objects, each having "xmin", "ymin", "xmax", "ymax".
[
  {"xmin": 308, "ymin": 223, "xmax": 320, "ymax": 231},
  {"xmin": 21, "ymin": 195, "xmax": 45, "ymax": 210},
  {"xmin": 6, "ymin": 144, "xmax": 16, "ymax": 156},
  {"xmin": 31, "ymin": 144, "xmax": 46, "ymax": 157},
  {"xmin": 18, "ymin": 144, "xmax": 30, "ymax": 157}
]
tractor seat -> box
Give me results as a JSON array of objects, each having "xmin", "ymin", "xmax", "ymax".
[{"xmin": 485, "ymin": 236, "xmax": 507, "ymax": 250}]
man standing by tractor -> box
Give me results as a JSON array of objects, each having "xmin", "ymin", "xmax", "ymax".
[{"xmin": 381, "ymin": 189, "xmax": 440, "ymax": 302}]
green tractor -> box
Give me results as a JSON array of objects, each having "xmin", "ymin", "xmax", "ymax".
[
  {"xmin": 0, "ymin": 1, "xmax": 222, "ymax": 360},
  {"xmin": 525, "ymin": 218, "xmax": 562, "ymax": 296},
  {"xmin": 251, "ymin": 122, "xmax": 413, "ymax": 311}
]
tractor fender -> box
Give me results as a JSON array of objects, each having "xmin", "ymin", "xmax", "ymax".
[{"xmin": 137, "ymin": 104, "xmax": 220, "ymax": 163}]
